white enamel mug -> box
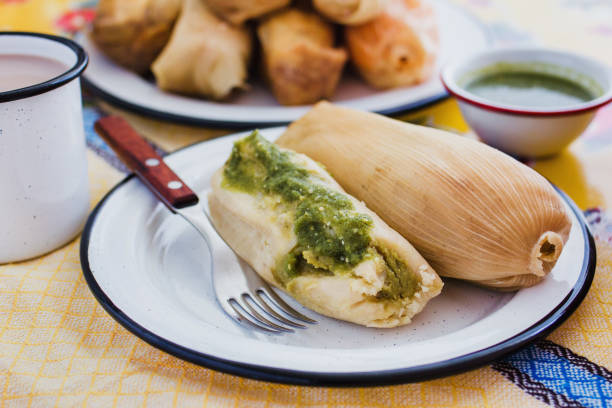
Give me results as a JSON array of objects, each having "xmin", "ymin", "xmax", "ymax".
[{"xmin": 0, "ymin": 32, "xmax": 89, "ymax": 263}]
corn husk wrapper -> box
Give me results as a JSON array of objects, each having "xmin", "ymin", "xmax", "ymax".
[
  {"xmin": 152, "ymin": 0, "xmax": 252, "ymax": 100},
  {"xmin": 276, "ymin": 102, "xmax": 572, "ymax": 290}
]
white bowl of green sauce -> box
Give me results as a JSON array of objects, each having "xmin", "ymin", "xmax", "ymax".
[{"xmin": 441, "ymin": 47, "xmax": 612, "ymax": 157}]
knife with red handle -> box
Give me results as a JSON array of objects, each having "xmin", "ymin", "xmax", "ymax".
[{"xmin": 94, "ymin": 115, "xmax": 199, "ymax": 212}]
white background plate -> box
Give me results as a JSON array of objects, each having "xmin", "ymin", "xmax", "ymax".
[
  {"xmin": 78, "ymin": 1, "xmax": 491, "ymax": 127},
  {"xmin": 80, "ymin": 128, "xmax": 595, "ymax": 386}
]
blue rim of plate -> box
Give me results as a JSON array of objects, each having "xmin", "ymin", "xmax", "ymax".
[
  {"xmin": 79, "ymin": 141, "xmax": 596, "ymax": 387},
  {"xmin": 81, "ymin": 77, "xmax": 449, "ymax": 129},
  {"xmin": 79, "ymin": 0, "xmax": 493, "ymax": 129}
]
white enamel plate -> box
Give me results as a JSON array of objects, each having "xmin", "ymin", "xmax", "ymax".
[
  {"xmin": 78, "ymin": 1, "xmax": 491, "ymax": 127},
  {"xmin": 81, "ymin": 128, "xmax": 595, "ymax": 386}
]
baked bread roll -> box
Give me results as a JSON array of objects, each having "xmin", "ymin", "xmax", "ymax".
[
  {"xmin": 152, "ymin": 0, "xmax": 252, "ymax": 100},
  {"xmin": 92, "ymin": 0, "xmax": 181, "ymax": 74},
  {"xmin": 208, "ymin": 131, "xmax": 442, "ymax": 327}
]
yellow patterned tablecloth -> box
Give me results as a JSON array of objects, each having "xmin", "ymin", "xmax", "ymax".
[{"xmin": 1, "ymin": 1, "xmax": 611, "ymax": 407}]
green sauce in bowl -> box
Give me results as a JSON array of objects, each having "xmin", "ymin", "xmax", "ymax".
[
  {"xmin": 466, "ymin": 71, "xmax": 594, "ymax": 107},
  {"xmin": 461, "ymin": 62, "xmax": 603, "ymax": 109}
]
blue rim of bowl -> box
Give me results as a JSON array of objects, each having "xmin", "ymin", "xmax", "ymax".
[
  {"xmin": 79, "ymin": 140, "xmax": 596, "ymax": 387},
  {"xmin": 0, "ymin": 32, "xmax": 88, "ymax": 103}
]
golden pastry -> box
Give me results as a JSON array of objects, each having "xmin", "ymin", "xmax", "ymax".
[
  {"xmin": 345, "ymin": 0, "xmax": 438, "ymax": 89},
  {"xmin": 152, "ymin": 0, "xmax": 252, "ymax": 100},
  {"xmin": 92, "ymin": 0, "xmax": 181, "ymax": 74},
  {"xmin": 313, "ymin": 0, "xmax": 386, "ymax": 25},
  {"xmin": 204, "ymin": 0, "xmax": 290, "ymax": 25},
  {"xmin": 257, "ymin": 9, "xmax": 348, "ymax": 106}
]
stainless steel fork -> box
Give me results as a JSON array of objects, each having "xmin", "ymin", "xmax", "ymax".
[{"xmin": 95, "ymin": 116, "xmax": 316, "ymax": 333}]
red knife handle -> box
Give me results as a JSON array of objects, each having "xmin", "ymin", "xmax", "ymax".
[{"xmin": 94, "ymin": 116, "xmax": 199, "ymax": 211}]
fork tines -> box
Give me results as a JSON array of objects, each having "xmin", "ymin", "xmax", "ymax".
[{"xmin": 226, "ymin": 287, "xmax": 316, "ymax": 333}]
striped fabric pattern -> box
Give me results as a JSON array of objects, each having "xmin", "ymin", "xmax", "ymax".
[{"xmin": 494, "ymin": 340, "xmax": 612, "ymax": 408}]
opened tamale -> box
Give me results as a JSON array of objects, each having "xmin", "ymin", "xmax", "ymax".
[{"xmin": 208, "ymin": 131, "xmax": 443, "ymax": 327}]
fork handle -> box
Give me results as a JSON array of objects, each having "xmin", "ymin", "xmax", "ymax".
[{"xmin": 94, "ymin": 116, "xmax": 199, "ymax": 211}]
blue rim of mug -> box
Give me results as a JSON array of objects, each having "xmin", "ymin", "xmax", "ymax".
[{"xmin": 0, "ymin": 32, "xmax": 88, "ymax": 103}]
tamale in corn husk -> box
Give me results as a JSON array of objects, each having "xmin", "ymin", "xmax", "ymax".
[{"xmin": 276, "ymin": 102, "xmax": 572, "ymax": 290}]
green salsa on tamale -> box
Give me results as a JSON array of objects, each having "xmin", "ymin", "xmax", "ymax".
[{"xmin": 222, "ymin": 131, "xmax": 419, "ymax": 301}]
